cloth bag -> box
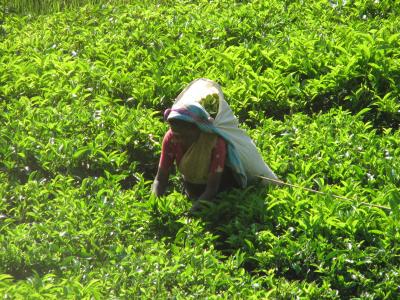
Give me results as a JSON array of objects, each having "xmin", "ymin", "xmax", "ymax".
[{"xmin": 169, "ymin": 78, "xmax": 278, "ymax": 187}]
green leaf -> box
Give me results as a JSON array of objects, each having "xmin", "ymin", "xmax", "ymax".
[
  {"xmin": 355, "ymin": 107, "xmax": 371, "ymax": 118},
  {"xmin": 73, "ymin": 148, "xmax": 90, "ymax": 159},
  {"xmin": 0, "ymin": 274, "xmax": 14, "ymax": 281},
  {"xmin": 388, "ymin": 190, "xmax": 400, "ymax": 219},
  {"xmin": 388, "ymin": 33, "xmax": 400, "ymax": 44},
  {"xmin": 267, "ymin": 200, "xmax": 287, "ymax": 211},
  {"xmin": 368, "ymin": 229, "xmax": 385, "ymax": 235}
]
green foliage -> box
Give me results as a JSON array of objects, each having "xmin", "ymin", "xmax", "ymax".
[
  {"xmin": 1, "ymin": 0, "xmax": 399, "ymax": 298},
  {"xmin": 200, "ymin": 93, "xmax": 219, "ymax": 118}
]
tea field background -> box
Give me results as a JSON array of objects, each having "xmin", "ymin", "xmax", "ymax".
[{"xmin": 1, "ymin": 0, "xmax": 400, "ymax": 298}]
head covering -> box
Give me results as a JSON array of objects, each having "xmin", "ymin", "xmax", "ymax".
[{"xmin": 167, "ymin": 78, "xmax": 278, "ymax": 187}]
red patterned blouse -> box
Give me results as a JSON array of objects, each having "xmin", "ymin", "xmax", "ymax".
[{"xmin": 158, "ymin": 129, "xmax": 226, "ymax": 174}]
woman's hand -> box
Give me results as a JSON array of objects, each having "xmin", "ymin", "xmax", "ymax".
[
  {"xmin": 151, "ymin": 168, "xmax": 169, "ymax": 197},
  {"xmin": 198, "ymin": 172, "xmax": 222, "ymax": 201}
]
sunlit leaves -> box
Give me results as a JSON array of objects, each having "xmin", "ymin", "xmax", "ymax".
[{"xmin": 1, "ymin": 0, "xmax": 400, "ymax": 298}]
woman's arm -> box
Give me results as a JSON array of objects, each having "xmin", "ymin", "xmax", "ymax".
[
  {"xmin": 152, "ymin": 168, "xmax": 169, "ymax": 197},
  {"xmin": 198, "ymin": 171, "xmax": 222, "ymax": 201},
  {"xmin": 152, "ymin": 130, "xmax": 175, "ymax": 197}
]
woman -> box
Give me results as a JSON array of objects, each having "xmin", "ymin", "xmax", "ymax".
[
  {"xmin": 152, "ymin": 110, "xmax": 239, "ymax": 202},
  {"xmin": 152, "ymin": 78, "xmax": 279, "ymax": 205}
]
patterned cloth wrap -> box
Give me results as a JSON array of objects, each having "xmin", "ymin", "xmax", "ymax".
[
  {"xmin": 167, "ymin": 78, "xmax": 278, "ymax": 188},
  {"xmin": 178, "ymin": 131, "xmax": 219, "ymax": 184}
]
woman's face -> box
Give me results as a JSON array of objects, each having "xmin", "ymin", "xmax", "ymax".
[{"xmin": 170, "ymin": 122, "xmax": 200, "ymax": 145}]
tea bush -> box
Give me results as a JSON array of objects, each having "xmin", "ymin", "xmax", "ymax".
[{"xmin": 1, "ymin": 0, "xmax": 399, "ymax": 298}]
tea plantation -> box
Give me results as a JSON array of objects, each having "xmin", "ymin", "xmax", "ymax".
[{"xmin": 1, "ymin": 0, "xmax": 399, "ymax": 298}]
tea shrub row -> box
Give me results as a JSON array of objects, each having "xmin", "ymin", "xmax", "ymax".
[
  {"xmin": 1, "ymin": 1, "xmax": 399, "ymax": 125},
  {"xmin": 1, "ymin": 109, "xmax": 399, "ymax": 298}
]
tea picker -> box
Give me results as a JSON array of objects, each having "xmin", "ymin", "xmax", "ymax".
[{"xmin": 152, "ymin": 78, "xmax": 280, "ymax": 208}]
